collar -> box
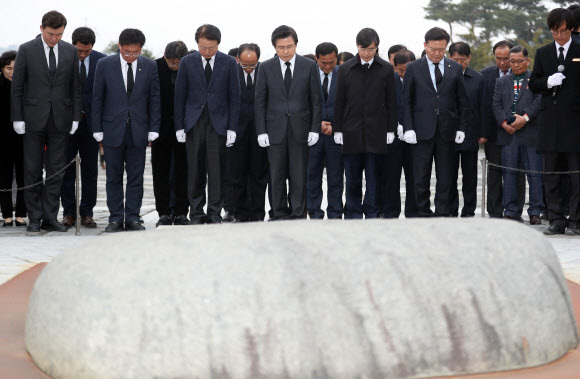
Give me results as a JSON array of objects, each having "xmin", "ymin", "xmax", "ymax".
[
  {"xmin": 280, "ymin": 54, "xmax": 296, "ymax": 69},
  {"xmin": 555, "ymin": 38, "xmax": 572, "ymax": 52},
  {"xmin": 41, "ymin": 37, "xmax": 57, "ymax": 51},
  {"xmin": 360, "ymin": 57, "xmax": 374, "ymax": 66},
  {"xmin": 319, "ymin": 67, "xmax": 332, "ymax": 77},
  {"xmin": 119, "ymin": 53, "xmax": 137, "ymax": 68},
  {"xmin": 425, "ymin": 56, "xmax": 443, "ymax": 66},
  {"xmin": 201, "ymin": 54, "xmax": 216, "ymax": 64}
]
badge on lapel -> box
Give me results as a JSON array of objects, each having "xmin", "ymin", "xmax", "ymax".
[{"xmin": 573, "ymin": 58, "xmax": 580, "ymax": 62}]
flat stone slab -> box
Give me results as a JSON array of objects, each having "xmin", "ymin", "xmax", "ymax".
[{"xmin": 25, "ymin": 219, "xmax": 579, "ymax": 378}]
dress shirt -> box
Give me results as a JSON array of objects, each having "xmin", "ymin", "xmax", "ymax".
[
  {"xmin": 279, "ymin": 54, "xmax": 296, "ymax": 77},
  {"xmin": 360, "ymin": 57, "xmax": 374, "ymax": 68},
  {"xmin": 319, "ymin": 68, "xmax": 332, "ymax": 93},
  {"xmin": 555, "ymin": 38, "xmax": 572, "ymax": 60},
  {"xmin": 426, "ymin": 56, "xmax": 444, "ymax": 91},
  {"xmin": 80, "ymin": 55, "xmax": 90, "ymax": 76},
  {"xmin": 41, "ymin": 37, "xmax": 58, "ymax": 68},
  {"xmin": 243, "ymin": 70, "xmax": 255, "ymax": 85},
  {"xmin": 499, "ymin": 68, "xmax": 511, "ymax": 77},
  {"xmin": 202, "ymin": 54, "xmax": 215, "ymax": 70},
  {"xmin": 119, "ymin": 54, "xmax": 137, "ymax": 91}
]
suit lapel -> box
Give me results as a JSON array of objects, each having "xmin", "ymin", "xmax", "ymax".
[
  {"xmin": 516, "ymin": 72, "xmax": 531, "ymax": 104},
  {"xmin": 328, "ymin": 66, "xmax": 338, "ymax": 103},
  {"xmin": 565, "ymin": 40, "xmax": 579, "ymax": 66},
  {"xmin": 288, "ymin": 55, "xmax": 302, "ymax": 97},
  {"xmin": 420, "ymin": 58, "xmax": 436, "ymax": 94},
  {"xmin": 194, "ymin": 53, "xmax": 207, "ymax": 90},
  {"xmin": 274, "ymin": 57, "xmax": 286, "ymax": 98},
  {"xmin": 437, "ymin": 58, "xmax": 452, "ymax": 93},
  {"xmin": 505, "ymin": 73, "xmax": 514, "ymax": 107},
  {"xmin": 35, "ymin": 38, "xmax": 50, "ymax": 76},
  {"xmin": 208, "ymin": 52, "xmax": 223, "ymax": 90},
  {"xmin": 114, "ymin": 54, "xmax": 128, "ymax": 102},
  {"xmin": 131, "ymin": 56, "xmax": 144, "ymax": 96}
]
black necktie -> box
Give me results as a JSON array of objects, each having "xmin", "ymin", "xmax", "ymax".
[
  {"xmin": 284, "ymin": 61, "xmax": 292, "ymax": 94},
  {"xmin": 322, "ymin": 73, "xmax": 329, "ymax": 101},
  {"xmin": 80, "ymin": 60, "xmax": 87, "ymax": 90},
  {"xmin": 434, "ymin": 62, "xmax": 442, "ymax": 91},
  {"xmin": 126, "ymin": 62, "xmax": 134, "ymax": 99},
  {"xmin": 205, "ymin": 58, "xmax": 212, "ymax": 84},
  {"xmin": 246, "ymin": 73, "xmax": 252, "ymax": 89},
  {"xmin": 48, "ymin": 47, "xmax": 56, "ymax": 81},
  {"xmin": 363, "ymin": 63, "xmax": 370, "ymax": 71},
  {"xmin": 559, "ymin": 46, "xmax": 565, "ymax": 66}
]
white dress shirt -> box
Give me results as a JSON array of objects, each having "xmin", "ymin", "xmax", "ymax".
[
  {"xmin": 426, "ymin": 56, "xmax": 445, "ymax": 91},
  {"xmin": 119, "ymin": 54, "xmax": 137, "ymax": 91},
  {"xmin": 499, "ymin": 68, "xmax": 511, "ymax": 77},
  {"xmin": 319, "ymin": 68, "xmax": 332, "ymax": 93},
  {"xmin": 555, "ymin": 38, "xmax": 572, "ymax": 60},
  {"xmin": 279, "ymin": 54, "xmax": 296, "ymax": 77},
  {"xmin": 202, "ymin": 54, "xmax": 215, "ymax": 70},
  {"xmin": 80, "ymin": 55, "xmax": 90, "ymax": 76},
  {"xmin": 243, "ymin": 70, "xmax": 255, "ymax": 86},
  {"xmin": 41, "ymin": 37, "xmax": 58, "ymax": 68},
  {"xmin": 360, "ymin": 57, "xmax": 374, "ymax": 68}
]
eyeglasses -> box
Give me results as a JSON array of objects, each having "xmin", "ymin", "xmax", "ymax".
[
  {"xmin": 451, "ymin": 57, "xmax": 469, "ymax": 63},
  {"xmin": 275, "ymin": 44, "xmax": 296, "ymax": 52},
  {"xmin": 426, "ymin": 46, "xmax": 446, "ymax": 54},
  {"xmin": 198, "ymin": 45, "xmax": 218, "ymax": 53},
  {"xmin": 121, "ymin": 50, "xmax": 140, "ymax": 57},
  {"xmin": 495, "ymin": 57, "xmax": 510, "ymax": 62},
  {"xmin": 509, "ymin": 59, "xmax": 528, "ymax": 65},
  {"xmin": 358, "ymin": 47, "xmax": 377, "ymax": 54},
  {"xmin": 551, "ymin": 29, "xmax": 571, "ymax": 37},
  {"xmin": 240, "ymin": 64, "xmax": 257, "ymax": 69}
]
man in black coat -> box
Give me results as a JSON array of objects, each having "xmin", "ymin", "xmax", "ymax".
[
  {"xmin": 152, "ymin": 41, "xmax": 190, "ymax": 227},
  {"xmin": 448, "ymin": 42, "xmax": 484, "ymax": 218},
  {"xmin": 402, "ymin": 27, "xmax": 469, "ymax": 217},
  {"xmin": 529, "ymin": 8, "xmax": 580, "ymax": 236},
  {"xmin": 333, "ymin": 28, "xmax": 397, "ymax": 219},
  {"xmin": 11, "ymin": 11, "xmax": 82, "ymax": 233}
]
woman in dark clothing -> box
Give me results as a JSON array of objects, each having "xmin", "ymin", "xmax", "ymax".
[{"xmin": 0, "ymin": 50, "xmax": 26, "ymax": 226}]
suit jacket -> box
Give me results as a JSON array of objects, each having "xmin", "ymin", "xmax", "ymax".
[
  {"xmin": 82, "ymin": 50, "xmax": 106, "ymax": 130},
  {"xmin": 255, "ymin": 54, "xmax": 322, "ymax": 144},
  {"xmin": 458, "ymin": 66, "xmax": 485, "ymax": 151},
  {"xmin": 156, "ymin": 57, "xmax": 178, "ymax": 139},
  {"xmin": 238, "ymin": 63, "xmax": 259, "ymax": 137},
  {"xmin": 480, "ymin": 65, "xmax": 504, "ymax": 142},
  {"xmin": 92, "ymin": 54, "xmax": 161, "ymax": 148},
  {"xmin": 402, "ymin": 56, "xmax": 468, "ymax": 142},
  {"xmin": 334, "ymin": 54, "xmax": 397, "ymax": 154},
  {"xmin": 492, "ymin": 70, "xmax": 542, "ymax": 147},
  {"xmin": 319, "ymin": 65, "xmax": 338, "ymax": 124},
  {"xmin": 11, "ymin": 37, "xmax": 81, "ymax": 131},
  {"xmin": 174, "ymin": 51, "xmax": 240, "ymax": 135},
  {"xmin": 529, "ymin": 39, "xmax": 580, "ymax": 152}
]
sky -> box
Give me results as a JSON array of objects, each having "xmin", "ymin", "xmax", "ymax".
[{"xmin": 0, "ymin": 0, "xmax": 447, "ymax": 59}]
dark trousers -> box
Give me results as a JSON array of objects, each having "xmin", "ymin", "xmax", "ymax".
[
  {"xmin": 484, "ymin": 140, "xmax": 525, "ymax": 217},
  {"xmin": 60, "ymin": 118, "xmax": 99, "ymax": 218},
  {"xmin": 411, "ymin": 135, "xmax": 454, "ymax": 217},
  {"xmin": 23, "ymin": 113, "xmax": 69, "ymax": 220},
  {"xmin": 543, "ymin": 152, "xmax": 580, "ymax": 227},
  {"xmin": 307, "ymin": 134, "xmax": 344, "ymax": 219},
  {"xmin": 0, "ymin": 135, "xmax": 26, "ymax": 218},
  {"xmin": 103, "ymin": 126, "xmax": 146, "ymax": 223},
  {"xmin": 268, "ymin": 135, "xmax": 309, "ymax": 220},
  {"xmin": 151, "ymin": 135, "xmax": 188, "ymax": 217},
  {"xmin": 449, "ymin": 150, "xmax": 478, "ymax": 217},
  {"xmin": 380, "ymin": 137, "xmax": 418, "ymax": 218},
  {"xmin": 186, "ymin": 111, "xmax": 226, "ymax": 221},
  {"xmin": 343, "ymin": 153, "xmax": 379, "ymax": 219}
]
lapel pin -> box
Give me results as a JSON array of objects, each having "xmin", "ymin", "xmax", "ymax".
[
  {"xmin": 139, "ymin": 68, "xmax": 142, "ymax": 71},
  {"xmin": 448, "ymin": 65, "xmax": 451, "ymax": 67}
]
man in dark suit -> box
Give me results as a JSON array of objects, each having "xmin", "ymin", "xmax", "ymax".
[
  {"xmin": 448, "ymin": 42, "xmax": 484, "ymax": 218},
  {"xmin": 255, "ymin": 25, "xmax": 322, "ymax": 220},
  {"xmin": 152, "ymin": 41, "xmax": 190, "ymax": 227},
  {"xmin": 529, "ymin": 8, "xmax": 580, "ymax": 235},
  {"xmin": 492, "ymin": 45, "xmax": 543, "ymax": 224},
  {"xmin": 11, "ymin": 10, "xmax": 81, "ymax": 233},
  {"xmin": 334, "ymin": 28, "xmax": 397, "ymax": 219},
  {"xmin": 92, "ymin": 28, "xmax": 161, "ymax": 232},
  {"xmin": 60, "ymin": 27, "xmax": 105, "ymax": 229},
  {"xmin": 569, "ymin": 5, "xmax": 580, "ymax": 42},
  {"xmin": 481, "ymin": 40, "xmax": 525, "ymax": 218},
  {"xmin": 306, "ymin": 42, "xmax": 343, "ymax": 219},
  {"xmin": 174, "ymin": 24, "xmax": 240, "ymax": 224},
  {"xmin": 402, "ymin": 27, "xmax": 469, "ymax": 217}
]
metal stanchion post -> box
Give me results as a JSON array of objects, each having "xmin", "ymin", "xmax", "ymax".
[
  {"xmin": 481, "ymin": 158, "xmax": 487, "ymax": 218},
  {"xmin": 75, "ymin": 154, "xmax": 81, "ymax": 236}
]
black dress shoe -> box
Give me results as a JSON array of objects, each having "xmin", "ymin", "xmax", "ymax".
[
  {"xmin": 190, "ymin": 216, "xmax": 206, "ymax": 225},
  {"xmin": 125, "ymin": 221, "xmax": 145, "ymax": 231},
  {"xmin": 544, "ymin": 224, "xmax": 566, "ymax": 235},
  {"xmin": 156, "ymin": 215, "xmax": 173, "ymax": 227},
  {"xmin": 15, "ymin": 219, "xmax": 27, "ymax": 227},
  {"xmin": 105, "ymin": 222, "xmax": 124, "ymax": 233},
  {"xmin": 566, "ymin": 225, "xmax": 580, "ymax": 236},
  {"xmin": 41, "ymin": 219, "xmax": 68, "ymax": 232},
  {"xmin": 222, "ymin": 211, "xmax": 235, "ymax": 222},
  {"xmin": 173, "ymin": 215, "xmax": 190, "ymax": 225},
  {"xmin": 27, "ymin": 219, "xmax": 41, "ymax": 233},
  {"xmin": 206, "ymin": 216, "xmax": 222, "ymax": 224},
  {"xmin": 505, "ymin": 215, "xmax": 524, "ymax": 223},
  {"xmin": 2, "ymin": 219, "xmax": 13, "ymax": 227}
]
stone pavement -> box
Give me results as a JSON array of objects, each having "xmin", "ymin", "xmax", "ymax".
[{"xmin": 1, "ymin": 149, "xmax": 579, "ymax": 286}]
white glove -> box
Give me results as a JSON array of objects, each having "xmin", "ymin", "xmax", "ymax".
[
  {"xmin": 307, "ymin": 132, "xmax": 319, "ymax": 146},
  {"xmin": 397, "ymin": 124, "xmax": 404, "ymax": 140},
  {"xmin": 176, "ymin": 129, "xmax": 186, "ymax": 143},
  {"xmin": 387, "ymin": 132, "xmax": 395, "ymax": 144},
  {"xmin": 455, "ymin": 131, "xmax": 465, "ymax": 144},
  {"xmin": 70, "ymin": 121, "xmax": 79, "ymax": 135},
  {"xmin": 13, "ymin": 121, "xmax": 25, "ymax": 135},
  {"xmin": 257, "ymin": 133, "xmax": 270, "ymax": 147},
  {"xmin": 148, "ymin": 132, "xmax": 159, "ymax": 142},
  {"xmin": 334, "ymin": 132, "xmax": 343, "ymax": 145},
  {"xmin": 403, "ymin": 130, "xmax": 417, "ymax": 144},
  {"xmin": 93, "ymin": 132, "xmax": 103, "ymax": 142},
  {"xmin": 226, "ymin": 130, "xmax": 236, "ymax": 147},
  {"xmin": 547, "ymin": 73, "xmax": 566, "ymax": 88}
]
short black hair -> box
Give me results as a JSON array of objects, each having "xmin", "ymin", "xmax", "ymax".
[
  {"xmin": 41, "ymin": 10, "xmax": 67, "ymax": 29},
  {"xmin": 547, "ymin": 8, "xmax": 575, "ymax": 31},
  {"xmin": 227, "ymin": 48, "xmax": 238, "ymax": 57},
  {"xmin": 492, "ymin": 40, "xmax": 514, "ymax": 54},
  {"xmin": 569, "ymin": 5, "xmax": 580, "ymax": 30},
  {"xmin": 164, "ymin": 41, "xmax": 188, "ymax": 60},
  {"xmin": 337, "ymin": 51, "xmax": 354, "ymax": 64},
  {"xmin": 356, "ymin": 28, "xmax": 380, "ymax": 48},
  {"xmin": 187, "ymin": 49, "xmax": 197, "ymax": 55},
  {"xmin": 0, "ymin": 50, "xmax": 17, "ymax": 70},
  {"xmin": 424, "ymin": 27, "xmax": 450, "ymax": 43},
  {"xmin": 315, "ymin": 42, "xmax": 338, "ymax": 58},
  {"xmin": 393, "ymin": 50, "xmax": 416, "ymax": 66},
  {"xmin": 509, "ymin": 45, "xmax": 529, "ymax": 58},
  {"xmin": 72, "ymin": 27, "xmax": 96, "ymax": 46},
  {"xmin": 119, "ymin": 28, "xmax": 146, "ymax": 47},
  {"xmin": 238, "ymin": 43, "xmax": 261, "ymax": 59},
  {"xmin": 449, "ymin": 41, "xmax": 471, "ymax": 57},
  {"xmin": 304, "ymin": 54, "xmax": 316, "ymax": 61},
  {"xmin": 387, "ymin": 44, "xmax": 406, "ymax": 58},
  {"xmin": 195, "ymin": 24, "xmax": 221, "ymax": 44},
  {"xmin": 271, "ymin": 25, "xmax": 298, "ymax": 47}
]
